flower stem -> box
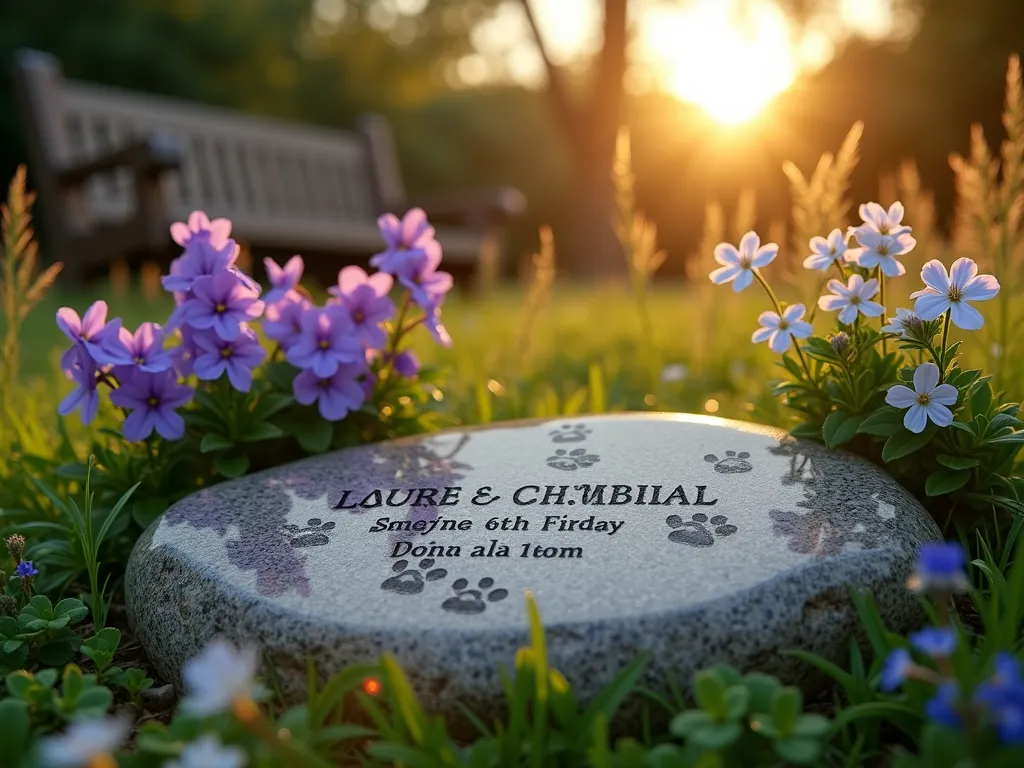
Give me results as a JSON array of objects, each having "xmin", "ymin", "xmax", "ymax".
[
  {"xmin": 938, "ymin": 311, "xmax": 952, "ymax": 382},
  {"xmin": 877, "ymin": 267, "xmax": 888, "ymax": 355}
]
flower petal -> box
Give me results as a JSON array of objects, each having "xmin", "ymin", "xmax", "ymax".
[
  {"xmin": 886, "ymin": 384, "xmax": 918, "ymax": 409},
  {"xmin": 930, "ymin": 383, "xmax": 959, "ymax": 406},
  {"xmin": 858, "ymin": 300, "xmax": 886, "ymax": 317},
  {"xmin": 961, "ymin": 273, "xmax": 1000, "ymax": 302},
  {"xmin": 782, "ymin": 303, "xmax": 806, "ymax": 323},
  {"xmin": 809, "ymin": 235, "xmax": 830, "ymax": 255},
  {"xmin": 949, "ymin": 301, "xmax": 984, "ymax": 330},
  {"xmin": 757, "ymin": 310, "xmax": 781, "ymax": 330},
  {"xmin": 56, "ymin": 307, "xmax": 82, "ymax": 340},
  {"xmin": 913, "ymin": 362, "xmax": 940, "ymax": 393},
  {"xmin": 732, "ymin": 269, "xmax": 754, "ymax": 292},
  {"xmin": 752, "ymin": 326, "xmax": 774, "ymax": 343},
  {"xmin": 709, "ymin": 265, "xmax": 741, "ymax": 285},
  {"xmin": 878, "ymin": 256, "xmax": 907, "ymax": 278},
  {"xmin": 948, "ymin": 258, "xmax": 978, "ymax": 290},
  {"xmin": 713, "ymin": 242, "xmax": 740, "ymax": 267},
  {"xmin": 914, "ymin": 292, "xmax": 951, "ymax": 321},
  {"xmin": 925, "ymin": 402, "xmax": 954, "ymax": 428},
  {"xmin": 788, "ymin": 320, "xmax": 813, "ymax": 339},
  {"xmin": 903, "ymin": 404, "xmax": 929, "ymax": 434},
  {"xmin": 768, "ymin": 329, "xmax": 791, "ymax": 354},
  {"xmin": 818, "ymin": 295, "xmax": 848, "ymax": 312},
  {"xmin": 738, "ymin": 231, "xmax": 760, "ymax": 260},
  {"xmin": 920, "ymin": 260, "xmax": 950, "ymax": 294},
  {"xmin": 750, "ymin": 243, "xmax": 778, "ymax": 268}
]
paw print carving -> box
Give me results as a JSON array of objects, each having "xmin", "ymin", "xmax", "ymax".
[
  {"xmin": 441, "ymin": 577, "xmax": 509, "ymax": 614},
  {"xmin": 546, "ymin": 448, "xmax": 600, "ymax": 471},
  {"xmin": 281, "ymin": 518, "xmax": 336, "ymax": 548},
  {"xmin": 381, "ymin": 558, "xmax": 448, "ymax": 595},
  {"xmin": 549, "ymin": 423, "xmax": 592, "ymax": 443},
  {"xmin": 704, "ymin": 450, "xmax": 753, "ymax": 474},
  {"xmin": 666, "ymin": 513, "xmax": 738, "ymax": 548}
]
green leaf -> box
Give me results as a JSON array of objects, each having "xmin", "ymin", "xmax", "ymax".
[
  {"xmin": 773, "ymin": 736, "xmax": 822, "ymax": 765},
  {"xmin": 857, "ymin": 407, "xmax": 904, "ymax": 437},
  {"xmin": 985, "ymin": 432, "xmax": 1024, "ymax": 445},
  {"xmin": 86, "ymin": 627, "xmax": 122, "ymax": 652},
  {"xmin": 670, "ymin": 710, "xmax": 712, "ymax": 738},
  {"xmin": 971, "ymin": 380, "xmax": 993, "ymax": 415},
  {"xmin": 37, "ymin": 640, "xmax": 77, "ymax": 666},
  {"xmin": 0, "ymin": 617, "xmax": 19, "ymax": 639},
  {"xmin": 822, "ymin": 412, "xmax": 861, "ymax": 449},
  {"xmin": 74, "ymin": 686, "xmax": 114, "ymax": 713},
  {"xmin": 240, "ymin": 422, "xmax": 284, "ymax": 443},
  {"xmin": 925, "ymin": 469, "xmax": 971, "ymax": 496},
  {"xmin": 882, "ymin": 428, "xmax": 935, "ymax": 462},
  {"xmin": 2, "ymin": 640, "xmax": 22, "ymax": 654},
  {"xmin": 5, "ymin": 671, "xmax": 34, "ymax": 700},
  {"xmin": 690, "ymin": 721, "xmax": 742, "ymax": 751},
  {"xmin": 771, "ymin": 687, "xmax": 802, "ymax": 735},
  {"xmin": 742, "ymin": 672, "xmax": 782, "ymax": 714},
  {"xmin": 694, "ymin": 670, "xmax": 727, "ymax": 717},
  {"xmin": 936, "ymin": 454, "xmax": 980, "ymax": 470},
  {"xmin": 53, "ymin": 598, "xmax": 88, "ymax": 623},
  {"xmin": 295, "ymin": 419, "xmax": 334, "ymax": 455},
  {"xmin": 793, "ymin": 714, "xmax": 831, "ymax": 738},
  {"xmin": 724, "ymin": 686, "xmax": 749, "ymax": 720},
  {"xmin": 62, "ymin": 664, "xmax": 84, "ymax": 704},
  {"xmin": 213, "ymin": 453, "xmax": 250, "ymax": 479},
  {"xmin": 133, "ymin": 497, "xmax": 169, "ymax": 529},
  {"xmin": 790, "ymin": 423, "xmax": 822, "ymax": 440},
  {"xmin": 200, "ymin": 433, "xmax": 235, "ymax": 453},
  {"xmin": 0, "ymin": 699, "xmax": 30, "ymax": 763}
]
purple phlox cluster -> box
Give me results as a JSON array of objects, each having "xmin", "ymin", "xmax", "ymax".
[
  {"xmin": 193, "ymin": 328, "xmax": 267, "ymax": 392},
  {"xmin": 109, "ymin": 369, "xmax": 194, "ymax": 442},
  {"xmin": 263, "ymin": 255, "xmax": 304, "ymax": 305},
  {"xmin": 370, "ymin": 208, "xmax": 441, "ymax": 274},
  {"xmin": 975, "ymin": 653, "xmax": 1024, "ymax": 745},
  {"xmin": 13, "ymin": 561, "xmax": 38, "ymax": 579},
  {"xmin": 286, "ymin": 305, "xmax": 364, "ymax": 377},
  {"xmin": 162, "ymin": 238, "xmax": 239, "ymax": 295},
  {"xmin": 178, "ymin": 270, "xmax": 264, "ymax": 341},
  {"xmin": 115, "ymin": 322, "xmax": 173, "ymax": 376},
  {"xmin": 170, "ymin": 210, "xmax": 232, "ymax": 250},
  {"xmin": 294, "ymin": 362, "xmax": 368, "ymax": 421},
  {"xmin": 329, "ymin": 266, "xmax": 395, "ymax": 348}
]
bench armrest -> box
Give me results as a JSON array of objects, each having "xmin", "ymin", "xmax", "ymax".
[
  {"xmin": 416, "ymin": 186, "xmax": 526, "ymax": 229},
  {"xmin": 57, "ymin": 134, "xmax": 182, "ymax": 187}
]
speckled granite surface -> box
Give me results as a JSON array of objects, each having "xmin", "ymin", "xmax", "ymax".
[{"xmin": 126, "ymin": 414, "xmax": 940, "ymax": 719}]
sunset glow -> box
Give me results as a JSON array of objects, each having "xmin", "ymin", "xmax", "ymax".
[{"xmin": 641, "ymin": 0, "xmax": 797, "ymax": 125}]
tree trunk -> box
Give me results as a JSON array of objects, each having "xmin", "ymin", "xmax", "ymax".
[{"xmin": 565, "ymin": 130, "xmax": 622, "ymax": 278}]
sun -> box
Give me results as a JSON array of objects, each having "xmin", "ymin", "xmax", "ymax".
[{"xmin": 641, "ymin": 0, "xmax": 798, "ymax": 126}]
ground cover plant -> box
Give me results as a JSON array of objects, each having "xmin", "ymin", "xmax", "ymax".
[{"xmin": 3, "ymin": 56, "xmax": 1024, "ymax": 768}]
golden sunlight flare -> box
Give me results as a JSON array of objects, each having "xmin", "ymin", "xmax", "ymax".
[{"xmin": 642, "ymin": 0, "xmax": 797, "ymax": 125}]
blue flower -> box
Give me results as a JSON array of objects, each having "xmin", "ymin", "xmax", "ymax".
[
  {"xmin": 925, "ymin": 681, "xmax": 962, "ymax": 729},
  {"xmin": 975, "ymin": 653, "xmax": 1024, "ymax": 745},
  {"xmin": 910, "ymin": 627, "xmax": 958, "ymax": 658},
  {"xmin": 14, "ymin": 561, "xmax": 38, "ymax": 579},
  {"xmin": 880, "ymin": 648, "xmax": 914, "ymax": 691},
  {"xmin": 910, "ymin": 542, "xmax": 968, "ymax": 592}
]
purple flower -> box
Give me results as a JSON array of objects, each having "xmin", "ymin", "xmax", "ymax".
[
  {"xmin": 395, "ymin": 249, "xmax": 453, "ymax": 313},
  {"xmin": 193, "ymin": 328, "xmax": 267, "ymax": 392},
  {"xmin": 263, "ymin": 255, "xmax": 304, "ymax": 304},
  {"xmin": 58, "ymin": 347, "xmax": 101, "ymax": 425},
  {"xmin": 14, "ymin": 561, "xmax": 38, "ymax": 579},
  {"xmin": 293, "ymin": 363, "xmax": 366, "ymax": 421},
  {"xmin": 115, "ymin": 322, "xmax": 173, "ymax": 374},
  {"xmin": 370, "ymin": 208, "xmax": 442, "ymax": 274},
  {"xmin": 286, "ymin": 305, "xmax": 363, "ymax": 377},
  {"xmin": 161, "ymin": 237, "xmax": 239, "ymax": 294},
  {"xmin": 263, "ymin": 292, "xmax": 312, "ymax": 351},
  {"xmin": 879, "ymin": 648, "xmax": 913, "ymax": 692},
  {"xmin": 170, "ymin": 211, "xmax": 232, "ymax": 250},
  {"xmin": 423, "ymin": 309, "xmax": 453, "ymax": 347},
  {"xmin": 180, "ymin": 271, "xmax": 264, "ymax": 341},
  {"xmin": 109, "ymin": 370, "xmax": 193, "ymax": 442},
  {"xmin": 925, "ymin": 681, "xmax": 962, "ymax": 729},
  {"xmin": 329, "ymin": 266, "xmax": 395, "ymax": 348},
  {"xmin": 910, "ymin": 542, "xmax": 969, "ymax": 593},
  {"xmin": 172, "ymin": 326, "xmax": 200, "ymax": 377},
  {"xmin": 910, "ymin": 627, "xmax": 957, "ymax": 658},
  {"xmin": 393, "ymin": 350, "xmax": 420, "ymax": 378},
  {"xmin": 56, "ymin": 301, "xmax": 132, "ymax": 366}
]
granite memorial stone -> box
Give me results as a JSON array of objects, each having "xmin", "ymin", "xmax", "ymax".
[{"xmin": 126, "ymin": 414, "xmax": 941, "ymax": 717}]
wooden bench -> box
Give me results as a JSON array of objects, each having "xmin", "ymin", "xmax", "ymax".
[{"xmin": 13, "ymin": 49, "xmax": 525, "ymax": 284}]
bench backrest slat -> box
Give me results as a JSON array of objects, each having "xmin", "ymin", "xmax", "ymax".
[{"xmin": 55, "ymin": 79, "xmax": 383, "ymax": 226}]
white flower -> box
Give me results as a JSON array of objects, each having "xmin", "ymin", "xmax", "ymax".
[
  {"xmin": 180, "ymin": 640, "xmax": 259, "ymax": 717},
  {"xmin": 166, "ymin": 735, "xmax": 248, "ymax": 768},
  {"xmin": 885, "ymin": 363, "xmax": 958, "ymax": 434},
  {"xmin": 752, "ymin": 304, "xmax": 813, "ymax": 353},
  {"xmin": 709, "ymin": 232, "xmax": 778, "ymax": 292},
  {"xmin": 850, "ymin": 201, "xmax": 912, "ymax": 238},
  {"xmin": 816, "ymin": 274, "xmax": 885, "ymax": 325},
  {"xmin": 910, "ymin": 258, "xmax": 1000, "ymax": 331},
  {"xmin": 845, "ymin": 230, "xmax": 916, "ymax": 277},
  {"xmin": 803, "ymin": 229, "xmax": 848, "ymax": 271},
  {"xmin": 661, "ymin": 363, "xmax": 688, "ymax": 383},
  {"xmin": 881, "ymin": 307, "xmax": 921, "ymax": 336},
  {"xmin": 40, "ymin": 716, "xmax": 129, "ymax": 767}
]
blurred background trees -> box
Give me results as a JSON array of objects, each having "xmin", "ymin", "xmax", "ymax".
[{"xmin": 1, "ymin": 0, "xmax": 1022, "ymax": 278}]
